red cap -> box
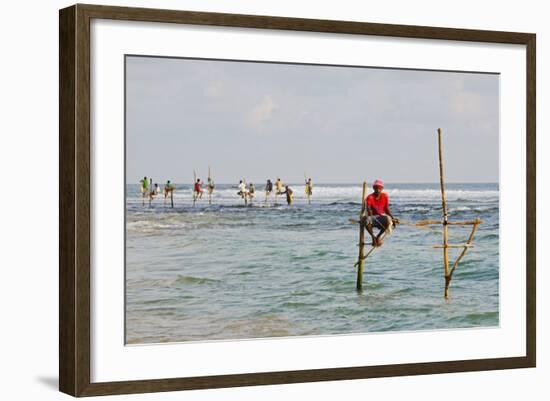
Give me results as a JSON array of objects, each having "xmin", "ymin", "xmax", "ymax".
[{"xmin": 373, "ymin": 179, "xmax": 384, "ymax": 188}]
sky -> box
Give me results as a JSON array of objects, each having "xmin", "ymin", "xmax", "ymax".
[{"xmin": 126, "ymin": 56, "xmax": 499, "ymax": 184}]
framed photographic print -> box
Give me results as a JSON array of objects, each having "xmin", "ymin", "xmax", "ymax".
[{"xmin": 59, "ymin": 4, "xmax": 536, "ymax": 397}]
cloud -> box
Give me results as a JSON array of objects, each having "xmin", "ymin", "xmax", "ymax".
[
  {"xmin": 204, "ymin": 80, "xmax": 224, "ymax": 98},
  {"xmin": 246, "ymin": 96, "xmax": 279, "ymax": 130}
]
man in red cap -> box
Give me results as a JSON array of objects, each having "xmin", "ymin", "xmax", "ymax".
[{"xmin": 364, "ymin": 179, "xmax": 398, "ymax": 247}]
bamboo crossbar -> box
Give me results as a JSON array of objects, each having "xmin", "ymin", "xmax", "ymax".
[
  {"xmin": 433, "ymin": 244, "xmax": 474, "ymax": 249},
  {"xmin": 415, "ymin": 218, "xmax": 481, "ymax": 227}
]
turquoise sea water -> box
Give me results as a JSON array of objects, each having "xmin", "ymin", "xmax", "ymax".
[{"xmin": 125, "ymin": 183, "xmax": 499, "ymax": 344}]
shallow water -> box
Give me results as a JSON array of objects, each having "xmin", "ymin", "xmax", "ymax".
[{"xmin": 125, "ymin": 183, "xmax": 499, "ymax": 344}]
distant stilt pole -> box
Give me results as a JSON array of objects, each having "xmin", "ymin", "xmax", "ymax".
[
  {"xmin": 242, "ymin": 179, "xmax": 248, "ymax": 206},
  {"xmin": 193, "ymin": 169, "xmax": 197, "ymax": 207},
  {"xmin": 208, "ymin": 166, "xmax": 212, "ymax": 205},
  {"xmin": 356, "ymin": 181, "xmax": 367, "ymax": 291},
  {"xmin": 304, "ymin": 173, "xmax": 311, "ymax": 205},
  {"xmin": 170, "ymin": 189, "xmax": 174, "ymax": 208},
  {"xmin": 437, "ymin": 128, "xmax": 451, "ymax": 299}
]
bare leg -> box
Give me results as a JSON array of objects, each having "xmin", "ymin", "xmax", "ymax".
[
  {"xmin": 375, "ymin": 216, "xmax": 392, "ymax": 246},
  {"xmin": 375, "ymin": 228, "xmax": 386, "ymax": 246},
  {"xmin": 365, "ymin": 222, "xmax": 377, "ymax": 247}
]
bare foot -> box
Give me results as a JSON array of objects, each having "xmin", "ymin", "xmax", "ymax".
[{"xmin": 376, "ymin": 237, "xmax": 384, "ymax": 247}]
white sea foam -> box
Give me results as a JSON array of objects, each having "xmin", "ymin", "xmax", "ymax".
[{"xmin": 127, "ymin": 184, "xmax": 498, "ymax": 207}]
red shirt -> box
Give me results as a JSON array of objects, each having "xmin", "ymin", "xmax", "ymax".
[
  {"xmin": 366, "ymin": 192, "xmax": 389, "ymax": 216},
  {"xmin": 194, "ymin": 182, "xmax": 201, "ymax": 192}
]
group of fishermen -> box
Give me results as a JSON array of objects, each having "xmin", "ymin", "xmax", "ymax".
[
  {"xmin": 139, "ymin": 176, "xmax": 176, "ymax": 205},
  {"xmin": 190, "ymin": 176, "xmax": 215, "ymax": 201},
  {"xmin": 139, "ymin": 176, "xmax": 314, "ymax": 206},
  {"xmin": 237, "ymin": 177, "xmax": 313, "ymax": 205}
]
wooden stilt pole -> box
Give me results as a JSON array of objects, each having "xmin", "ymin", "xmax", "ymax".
[
  {"xmin": 304, "ymin": 173, "xmax": 311, "ymax": 205},
  {"xmin": 193, "ymin": 169, "xmax": 197, "ymax": 207},
  {"xmin": 356, "ymin": 182, "xmax": 367, "ymax": 291},
  {"xmin": 208, "ymin": 166, "xmax": 212, "ymax": 205},
  {"xmin": 437, "ymin": 128, "xmax": 451, "ymax": 299},
  {"xmin": 170, "ymin": 188, "xmax": 174, "ymax": 208}
]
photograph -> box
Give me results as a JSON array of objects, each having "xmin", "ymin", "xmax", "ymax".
[{"xmin": 124, "ymin": 55, "xmax": 499, "ymax": 344}]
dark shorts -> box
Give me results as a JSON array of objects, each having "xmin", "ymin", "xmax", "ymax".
[{"xmin": 370, "ymin": 215, "xmax": 391, "ymax": 230}]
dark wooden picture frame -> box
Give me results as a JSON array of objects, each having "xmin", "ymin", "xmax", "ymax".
[{"xmin": 59, "ymin": 3, "xmax": 536, "ymax": 397}]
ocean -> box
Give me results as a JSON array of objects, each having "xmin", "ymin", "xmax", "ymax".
[{"xmin": 125, "ymin": 182, "xmax": 499, "ymax": 344}]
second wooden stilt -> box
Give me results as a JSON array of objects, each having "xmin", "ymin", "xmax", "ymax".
[{"xmin": 437, "ymin": 128, "xmax": 451, "ymax": 299}]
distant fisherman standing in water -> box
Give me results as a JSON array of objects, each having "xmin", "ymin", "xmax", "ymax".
[
  {"xmin": 148, "ymin": 185, "xmax": 157, "ymax": 205},
  {"xmin": 280, "ymin": 185, "xmax": 293, "ymax": 205},
  {"xmin": 237, "ymin": 180, "xmax": 247, "ymax": 197},
  {"xmin": 305, "ymin": 177, "xmax": 313, "ymax": 204},
  {"xmin": 264, "ymin": 179, "xmax": 273, "ymax": 204},
  {"xmin": 305, "ymin": 177, "xmax": 313, "ymax": 196},
  {"xmin": 164, "ymin": 180, "xmax": 175, "ymax": 197},
  {"xmin": 275, "ymin": 178, "xmax": 284, "ymax": 194},
  {"xmin": 248, "ymin": 183, "xmax": 255, "ymax": 198},
  {"xmin": 207, "ymin": 177, "xmax": 215, "ymax": 195},
  {"xmin": 364, "ymin": 179, "xmax": 399, "ymax": 247},
  {"xmin": 164, "ymin": 180, "xmax": 175, "ymax": 206},
  {"xmin": 148, "ymin": 183, "xmax": 160, "ymax": 203},
  {"xmin": 194, "ymin": 178, "xmax": 204, "ymax": 199},
  {"xmin": 265, "ymin": 179, "xmax": 273, "ymax": 195},
  {"xmin": 139, "ymin": 176, "xmax": 149, "ymax": 205}
]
